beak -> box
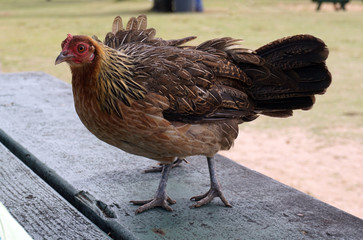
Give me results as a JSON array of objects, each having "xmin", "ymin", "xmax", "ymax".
[{"xmin": 55, "ymin": 51, "xmax": 74, "ymax": 65}]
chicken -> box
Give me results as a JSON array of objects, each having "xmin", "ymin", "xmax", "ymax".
[{"xmin": 55, "ymin": 15, "xmax": 331, "ymax": 214}]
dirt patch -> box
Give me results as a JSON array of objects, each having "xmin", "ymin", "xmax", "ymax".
[{"xmin": 220, "ymin": 128, "xmax": 363, "ymax": 219}]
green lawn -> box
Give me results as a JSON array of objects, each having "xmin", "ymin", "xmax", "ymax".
[{"xmin": 1, "ymin": 0, "xmax": 362, "ymax": 141}]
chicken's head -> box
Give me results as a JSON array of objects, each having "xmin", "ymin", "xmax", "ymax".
[{"xmin": 55, "ymin": 34, "xmax": 96, "ymax": 66}]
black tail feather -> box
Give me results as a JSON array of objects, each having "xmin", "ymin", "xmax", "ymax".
[
  {"xmin": 246, "ymin": 35, "xmax": 331, "ymax": 117},
  {"xmin": 255, "ymin": 34, "xmax": 329, "ymax": 70}
]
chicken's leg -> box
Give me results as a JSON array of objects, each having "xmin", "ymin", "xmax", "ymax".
[
  {"xmin": 190, "ymin": 157, "xmax": 232, "ymax": 208},
  {"xmin": 131, "ymin": 163, "xmax": 176, "ymax": 214}
]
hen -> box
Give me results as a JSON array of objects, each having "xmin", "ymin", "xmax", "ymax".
[{"xmin": 55, "ymin": 15, "xmax": 331, "ymax": 214}]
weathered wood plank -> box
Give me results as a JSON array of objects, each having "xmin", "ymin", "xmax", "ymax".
[
  {"xmin": 0, "ymin": 144, "xmax": 110, "ymax": 240},
  {"xmin": 1, "ymin": 72, "xmax": 362, "ymax": 239}
]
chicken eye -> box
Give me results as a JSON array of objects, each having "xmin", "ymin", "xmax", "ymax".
[{"xmin": 77, "ymin": 44, "xmax": 86, "ymax": 53}]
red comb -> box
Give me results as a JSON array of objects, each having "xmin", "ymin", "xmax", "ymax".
[{"xmin": 62, "ymin": 34, "xmax": 73, "ymax": 49}]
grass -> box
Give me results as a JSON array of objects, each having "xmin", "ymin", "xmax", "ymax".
[{"xmin": 0, "ymin": 0, "xmax": 362, "ymax": 142}]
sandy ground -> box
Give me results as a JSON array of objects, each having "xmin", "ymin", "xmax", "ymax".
[{"xmin": 220, "ymin": 128, "xmax": 363, "ymax": 219}]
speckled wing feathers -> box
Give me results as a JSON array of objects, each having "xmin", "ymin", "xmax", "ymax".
[
  {"xmin": 126, "ymin": 42, "xmax": 257, "ymax": 123},
  {"xmin": 100, "ymin": 16, "xmax": 331, "ymax": 123}
]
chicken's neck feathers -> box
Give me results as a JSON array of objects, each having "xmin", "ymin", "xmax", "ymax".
[{"xmin": 72, "ymin": 42, "xmax": 146, "ymax": 119}]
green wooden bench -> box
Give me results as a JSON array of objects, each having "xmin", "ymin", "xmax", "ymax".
[
  {"xmin": 1, "ymin": 72, "xmax": 363, "ymax": 239},
  {"xmin": 312, "ymin": 0, "xmax": 350, "ymax": 11}
]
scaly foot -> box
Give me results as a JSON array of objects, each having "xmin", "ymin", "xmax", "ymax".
[
  {"xmin": 143, "ymin": 158, "xmax": 188, "ymax": 173},
  {"xmin": 131, "ymin": 163, "xmax": 174, "ymax": 214},
  {"xmin": 190, "ymin": 185, "xmax": 232, "ymax": 208},
  {"xmin": 130, "ymin": 196, "xmax": 176, "ymax": 214},
  {"xmin": 190, "ymin": 157, "xmax": 232, "ymax": 208}
]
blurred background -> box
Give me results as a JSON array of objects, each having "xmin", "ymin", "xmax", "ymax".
[{"xmin": 0, "ymin": 0, "xmax": 362, "ymax": 218}]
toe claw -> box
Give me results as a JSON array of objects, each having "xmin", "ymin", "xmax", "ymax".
[
  {"xmin": 129, "ymin": 199, "xmax": 152, "ymax": 205},
  {"xmin": 167, "ymin": 196, "xmax": 177, "ymax": 204}
]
